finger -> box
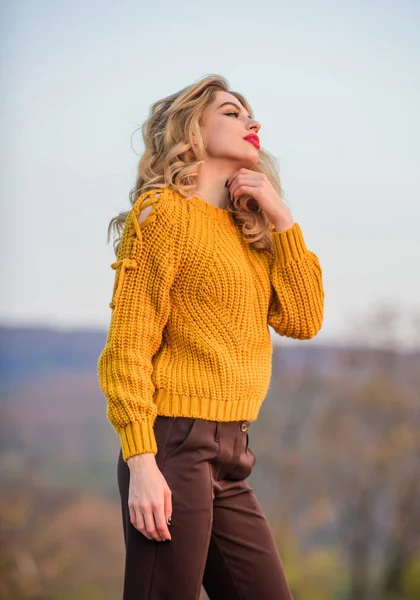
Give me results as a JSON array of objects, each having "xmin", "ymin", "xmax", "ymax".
[
  {"xmin": 230, "ymin": 185, "xmax": 259, "ymax": 201},
  {"xmin": 227, "ymin": 168, "xmax": 254, "ymax": 186},
  {"xmin": 143, "ymin": 508, "xmax": 164, "ymax": 542},
  {"xmin": 229, "ymin": 181, "xmax": 256, "ymax": 200},
  {"xmin": 228, "ymin": 173, "xmax": 258, "ymax": 188},
  {"xmin": 129, "ymin": 504, "xmax": 137, "ymax": 528},
  {"xmin": 155, "ymin": 504, "xmax": 172, "ymax": 541},
  {"xmin": 164, "ymin": 486, "xmax": 173, "ymax": 528},
  {"xmin": 137, "ymin": 509, "xmax": 153, "ymax": 540},
  {"xmin": 229, "ymin": 176, "xmax": 260, "ymax": 199},
  {"xmin": 130, "ymin": 503, "xmax": 152, "ymax": 539}
]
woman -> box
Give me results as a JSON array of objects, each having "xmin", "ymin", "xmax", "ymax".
[{"xmin": 97, "ymin": 74, "xmax": 324, "ymax": 600}]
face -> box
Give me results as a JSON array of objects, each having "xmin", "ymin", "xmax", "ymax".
[{"xmin": 198, "ymin": 90, "xmax": 261, "ymax": 169}]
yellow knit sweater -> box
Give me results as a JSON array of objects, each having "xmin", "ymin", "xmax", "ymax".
[{"xmin": 97, "ymin": 186, "xmax": 324, "ymax": 461}]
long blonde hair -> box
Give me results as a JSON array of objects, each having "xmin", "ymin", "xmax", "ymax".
[{"xmin": 108, "ymin": 74, "xmax": 285, "ymax": 255}]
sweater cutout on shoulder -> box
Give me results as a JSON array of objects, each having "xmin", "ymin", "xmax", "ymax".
[{"xmin": 109, "ymin": 190, "xmax": 164, "ymax": 310}]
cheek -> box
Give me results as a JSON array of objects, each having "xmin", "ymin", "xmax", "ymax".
[{"xmin": 205, "ymin": 123, "xmax": 236, "ymax": 152}]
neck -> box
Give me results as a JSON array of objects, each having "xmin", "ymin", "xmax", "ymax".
[{"xmin": 193, "ymin": 160, "xmax": 237, "ymax": 210}]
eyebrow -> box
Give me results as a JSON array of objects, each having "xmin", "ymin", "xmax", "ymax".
[{"xmin": 217, "ymin": 101, "xmax": 252, "ymax": 119}]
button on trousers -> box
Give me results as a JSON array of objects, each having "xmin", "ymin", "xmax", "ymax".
[{"xmin": 117, "ymin": 415, "xmax": 294, "ymax": 600}]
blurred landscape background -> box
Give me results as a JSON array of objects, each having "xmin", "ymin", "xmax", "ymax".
[
  {"xmin": 1, "ymin": 0, "xmax": 419, "ymax": 598},
  {"xmin": 1, "ymin": 307, "xmax": 419, "ymax": 599}
]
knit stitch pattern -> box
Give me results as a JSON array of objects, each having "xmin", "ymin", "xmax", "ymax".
[{"xmin": 97, "ymin": 186, "xmax": 324, "ymax": 461}]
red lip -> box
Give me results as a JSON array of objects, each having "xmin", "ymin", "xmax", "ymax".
[{"xmin": 243, "ymin": 134, "xmax": 260, "ymax": 149}]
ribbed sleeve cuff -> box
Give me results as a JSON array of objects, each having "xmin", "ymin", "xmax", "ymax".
[
  {"xmin": 271, "ymin": 222, "xmax": 309, "ymax": 266},
  {"xmin": 119, "ymin": 419, "xmax": 158, "ymax": 462}
]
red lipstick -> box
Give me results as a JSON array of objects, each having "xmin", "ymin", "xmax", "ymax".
[{"xmin": 243, "ymin": 134, "xmax": 260, "ymax": 149}]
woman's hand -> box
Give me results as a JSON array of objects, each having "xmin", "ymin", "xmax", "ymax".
[
  {"xmin": 127, "ymin": 453, "xmax": 172, "ymax": 542},
  {"xmin": 227, "ymin": 168, "xmax": 295, "ymax": 231}
]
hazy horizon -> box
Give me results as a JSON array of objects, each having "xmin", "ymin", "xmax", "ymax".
[{"xmin": 1, "ymin": 0, "xmax": 419, "ymax": 349}]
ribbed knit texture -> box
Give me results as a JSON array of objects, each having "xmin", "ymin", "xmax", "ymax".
[{"xmin": 97, "ymin": 186, "xmax": 324, "ymax": 461}]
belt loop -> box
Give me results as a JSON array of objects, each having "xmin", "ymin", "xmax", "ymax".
[{"xmin": 214, "ymin": 421, "xmax": 220, "ymax": 442}]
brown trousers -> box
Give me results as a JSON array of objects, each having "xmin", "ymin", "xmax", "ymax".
[{"xmin": 117, "ymin": 415, "xmax": 294, "ymax": 600}]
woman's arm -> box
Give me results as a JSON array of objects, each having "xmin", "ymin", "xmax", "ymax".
[
  {"xmin": 267, "ymin": 222, "xmax": 325, "ymax": 339},
  {"xmin": 97, "ymin": 189, "xmax": 178, "ymax": 462}
]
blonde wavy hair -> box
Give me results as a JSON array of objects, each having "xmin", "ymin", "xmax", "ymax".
[{"xmin": 108, "ymin": 74, "xmax": 286, "ymax": 255}]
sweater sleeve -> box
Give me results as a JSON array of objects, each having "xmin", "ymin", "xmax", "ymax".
[
  {"xmin": 267, "ymin": 222, "xmax": 324, "ymax": 339},
  {"xmin": 97, "ymin": 189, "xmax": 178, "ymax": 462}
]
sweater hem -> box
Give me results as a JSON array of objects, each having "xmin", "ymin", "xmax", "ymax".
[
  {"xmin": 117, "ymin": 391, "xmax": 265, "ymax": 462},
  {"xmin": 154, "ymin": 389, "xmax": 263, "ymax": 423}
]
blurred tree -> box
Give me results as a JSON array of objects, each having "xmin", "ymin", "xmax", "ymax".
[{"xmin": 315, "ymin": 315, "xmax": 420, "ymax": 600}]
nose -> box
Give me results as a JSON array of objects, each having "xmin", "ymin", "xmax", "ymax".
[{"xmin": 247, "ymin": 118, "xmax": 261, "ymax": 134}]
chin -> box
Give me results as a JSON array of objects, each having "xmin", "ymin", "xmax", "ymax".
[{"xmin": 238, "ymin": 151, "xmax": 260, "ymax": 169}]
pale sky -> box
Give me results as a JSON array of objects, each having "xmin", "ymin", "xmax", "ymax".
[{"xmin": 1, "ymin": 0, "xmax": 419, "ymax": 348}]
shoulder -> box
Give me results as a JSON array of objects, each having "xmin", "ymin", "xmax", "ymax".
[
  {"xmin": 122, "ymin": 188, "xmax": 187, "ymax": 273},
  {"xmin": 131, "ymin": 188, "xmax": 165, "ymax": 230},
  {"xmin": 130, "ymin": 186, "xmax": 187, "ymax": 232}
]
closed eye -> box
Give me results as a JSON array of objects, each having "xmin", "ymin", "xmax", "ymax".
[{"xmin": 226, "ymin": 111, "xmax": 240, "ymax": 118}]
